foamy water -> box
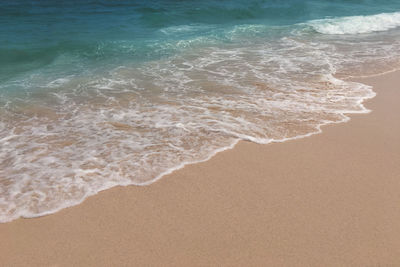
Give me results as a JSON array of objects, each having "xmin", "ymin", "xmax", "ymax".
[
  {"xmin": 1, "ymin": 2, "xmax": 400, "ymax": 222},
  {"xmin": 307, "ymin": 11, "xmax": 400, "ymax": 34}
]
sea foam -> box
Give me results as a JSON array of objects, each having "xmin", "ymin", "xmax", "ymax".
[
  {"xmin": 1, "ymin": 7, "xmax": 400, "ymax": 223},
  {"xmin": 0, "ymin": 35, "xmax": 384, "ymax": 223},
  {"xmin": 308, "ymin": 12, "xmax": 400, "ymax": 34}
]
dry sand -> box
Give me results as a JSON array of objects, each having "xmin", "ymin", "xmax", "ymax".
[{"xmin": 0, "ymin": 71, "xmax": 399, "ymax": 266}]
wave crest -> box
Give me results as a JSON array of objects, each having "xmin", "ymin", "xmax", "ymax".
[{"xmin": 308, "ymin": 12, "xmax": 400, "ymax": 34}]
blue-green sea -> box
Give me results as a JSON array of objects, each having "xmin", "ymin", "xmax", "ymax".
[{"xmin": 1, "ymin": 0, "xmax": 400, "ymax": 222}]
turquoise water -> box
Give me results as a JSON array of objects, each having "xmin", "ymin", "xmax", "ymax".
[
  {"xmin": 2, "ymin": 0, "xmax": 400, "ymax": 85},
  {"xmin": 1, "ymin": 1, "xmax": 400, "ymax": 222}
]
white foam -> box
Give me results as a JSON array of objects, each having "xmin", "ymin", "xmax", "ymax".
[
  {"xmin": 307, "ymin": 12, "xmax": 400, "ymax": 34},
  {"xmin": 159, "ymin": 24, "xmax": 213, "ymax": 35},
  {"xmin": 0, "ymin": 24, "xmax": 398, "ymax": 223}
]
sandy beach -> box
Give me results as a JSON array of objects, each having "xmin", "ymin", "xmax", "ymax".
[{"xmin": 0, "ymin": 70, "xmax": 399, "ymax": 266}]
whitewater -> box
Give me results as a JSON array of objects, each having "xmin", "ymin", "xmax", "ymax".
[{"xmin": 1, "ymin": 1, "xmax": 400, "ymax": 223}]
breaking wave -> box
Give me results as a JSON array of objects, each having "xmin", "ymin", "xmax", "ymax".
[{"xmin": 308, "ymin": 12, "xmax": 400, "ymax": 34}]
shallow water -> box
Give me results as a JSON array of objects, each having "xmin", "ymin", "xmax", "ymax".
[{"xmin": 1, "ymin": 0, "xmax": 400, "ymax": 222}]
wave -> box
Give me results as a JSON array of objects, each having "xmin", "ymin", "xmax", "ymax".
[
  {"xmin": 0, "ymin": 36, "xmax": 382, "ymax": 223},
  {"xmin": 1, "ymin": 2, "xmax": 400, "ymax": 223},
  {"xmin": 307, "ymin": 12, "xmax": 400, "ymax": 34}
]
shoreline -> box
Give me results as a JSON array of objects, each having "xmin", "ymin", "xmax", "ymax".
[
  {"xmin": 1, "ymin": 70, "xmax": 400, "ymax": 266},
  {"xmin": 0, "ymin": 74, "xmax": 376, "ymax": 223}
]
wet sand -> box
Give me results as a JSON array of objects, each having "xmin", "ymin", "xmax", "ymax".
[{"xmin": 0, "ymin": 71, "xmax": 399, "ymax": 266}]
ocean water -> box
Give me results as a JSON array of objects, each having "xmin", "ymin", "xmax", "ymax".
[{"xmin": 1, "ymin": 0, "xmax": 400, "ymax": 223}]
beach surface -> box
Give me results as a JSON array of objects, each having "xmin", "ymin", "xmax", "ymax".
[{"xmin": 0, "ymin": 70, "xmax": 399, "ymax": 266}]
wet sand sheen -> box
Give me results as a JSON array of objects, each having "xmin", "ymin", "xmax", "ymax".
[{"xmin": 0, "ymin": 70, "xmax": 400, "ymax": 266}]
